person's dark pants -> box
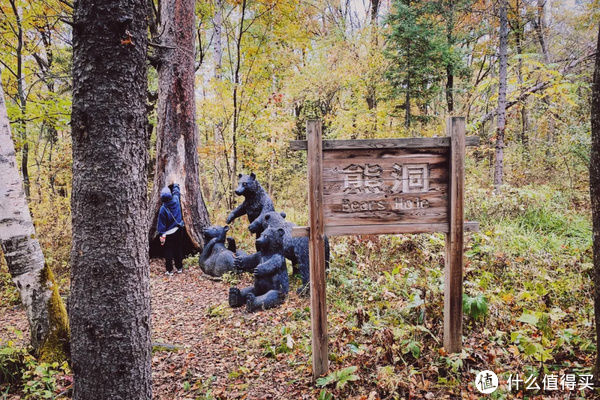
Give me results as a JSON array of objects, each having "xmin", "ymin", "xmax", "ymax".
[{"xmin": 164, "ymin": 229, "xmax": 184, "ymax": 272}]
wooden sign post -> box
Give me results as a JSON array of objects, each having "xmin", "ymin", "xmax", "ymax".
[{"xmin": 291, "ymin": 117, "xmax": 477, "ymax": 380}]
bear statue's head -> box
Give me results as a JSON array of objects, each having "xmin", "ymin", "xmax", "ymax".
[
  {"xmin": 234, "ymin": 173, "xmax": 259, "ymax": 196},
  {"xmin": 248, "ymin": 211, "xmax": 287, "ymax": 234},
  {"xmin": 255, "ymin": 226, "xmax": 285, "ymax": 254},
  {"xmin": 202, "ymin": 225, "xmax": 229, "ymax": 243}
]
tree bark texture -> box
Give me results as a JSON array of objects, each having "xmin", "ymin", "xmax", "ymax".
[
  {"xmin": 70, "ymin": 1, "xmax": 152, "ymax": 398},
  {"xmin": 0, "ymin": 80, "xmax": 69, "ymax": 363},
  {"xmin": 494, "ymin": 0, "xmax": 508, "ymax": 192},
  {"xmin": 590, "ymin": 23, "xmax": 600, "ymax": 383},
  {"xmin": 148, "ymin": 0, "xmax": 210, "ymax": 258}
]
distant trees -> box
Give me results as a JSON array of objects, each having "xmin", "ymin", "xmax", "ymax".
[
  {"xmin": 0, "ymin": 79, "xmax": 69, "ymax": 363},
  {"xmin": 69, "ymin": 0, "xmax": 152, "ymax": 398},
  {"xmin": 384, "ymin": 0, "xmax": 466, "ymax": 128},
  {"xmin": 590, "ymin": 22, "xmax": 600, "ymax": 383},
  {"xmin": 147, "ymin": 0, "xmax": 210, "ymax": 257}
]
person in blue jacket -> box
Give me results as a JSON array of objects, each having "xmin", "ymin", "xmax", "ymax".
[{"xmin": 157, "ymin": 183, "xmax": 185, "ymax": 275}]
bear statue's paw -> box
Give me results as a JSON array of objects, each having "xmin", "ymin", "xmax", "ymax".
[
  {"xmin": 246, "ymin": 293, "xmax": 257, "ymax": 313},
  {"xmin": 229, "ymin": 287, "xmax": 243, "ymax": 308}
]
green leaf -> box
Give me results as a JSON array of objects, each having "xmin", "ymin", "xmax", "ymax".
[{"xmin": 517, "ymin": 311, "xmax": 539, "ymax": 326}]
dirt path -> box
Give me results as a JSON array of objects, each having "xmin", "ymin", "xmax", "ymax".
[
  {"xmin": 1, "ymin": 262, "xmax": 316, "ymax": 399},
  {"xmin": 150, "ymin": 260, "xmax": 315, "ymax": 399}
]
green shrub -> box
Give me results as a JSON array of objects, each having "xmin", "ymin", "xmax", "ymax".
[{"xmin": 0, "ymin": 340, "xmax": 71, "ymax": 399}]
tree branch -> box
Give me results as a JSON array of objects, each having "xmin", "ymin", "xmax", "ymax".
[{"xmin": 476, "ymin": 52, "xmax": 597, "ymax": 126}]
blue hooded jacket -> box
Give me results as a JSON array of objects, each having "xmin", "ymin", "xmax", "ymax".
[{"xmin": 157, "ymin": 184, "xmax": 184, "ymax": 235}]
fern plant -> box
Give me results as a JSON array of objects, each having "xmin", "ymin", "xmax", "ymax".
[
  {"xmin": 462, "ymin": 294, "xmax": 489, "ymax": 320},
  {"xmin": 316, "ymin": 366, "xmax": 359, "ymax": 390}
]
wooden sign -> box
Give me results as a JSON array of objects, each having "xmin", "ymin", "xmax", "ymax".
[{"xmin": 290, "ymin": 118, "xmax": 478, "ymax": 380}]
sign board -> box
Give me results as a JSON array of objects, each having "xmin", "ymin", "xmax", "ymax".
[{"xmin": 290, "ymin": 118, "xmax": 478, "ymax": 380}]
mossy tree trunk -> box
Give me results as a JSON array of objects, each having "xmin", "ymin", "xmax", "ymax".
[
  {"xmin": 148, "ymin": 0, "xmax": 210, "ymax": 258},
  {"xmin": 0, "ymin": 80, "xmax": 69, "ymax": 363}
]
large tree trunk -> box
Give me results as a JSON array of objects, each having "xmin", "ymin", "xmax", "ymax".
[
  {"xmin": 494, "ymin": 0, "xmax": 508, "ymax": 193},
  {"xmin": 590, "ymin": 22, "xmax": 600, "ymax": 384},
  {"xmin": 0, "ymin": 80, "xmax": 69, "ymax": 363},
  {"xmin": 70, "ymin": 1, "xmax": 152, "ymax": 398},
  {"xmin": 148, "ymin": 0, "xmax": 210, "ymax": 258}
]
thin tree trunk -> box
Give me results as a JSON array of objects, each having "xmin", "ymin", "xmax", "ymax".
[
  {"xmin": 212, "ymin": 0, "xmax": 224, "ymax": 201},
  {"xmin": 514, "ymin": 4, "xmax": 529, "ymax": 149},
  {"xmin": 8, "ymin": 0, "xmax": 30, "ymax": 199},
  {"xmin": 0, "ymin": 81, "xmax": 69, "ymax": 363},
  {"xmin": 590, "ymin": 22, "xmax": 600, "ymax": 384},
  {"xmin": 149, "ymin": 0, "xmax": 211, "ymax": 257},
  {"xmin": 533, "ymin": 0, "xmax": 550, "ymax": 64},
  {"xmin": 405, "ymin": 82, "xmax": 411, "ymax": 128},
  {"xmin": 532, "ymin": 0, "xmax": 555, "ymax": 148},
  {"xmin": 231, "ymin": 0, "xmax": 247, "ymax": 206},
  {"xmin": 494, "ymin": 0, "xmax": 508, "ymax": 193},
  {"xmin": 70, "ymin": 0, "xmax": 152, "ymax": 398},
  {"xmin": 366, "ymin": 0, "xmax": 379, "ymax": 135},
  {"xmin": 445, "ymin": 0, "xmax": 455, "ymax": 114}
]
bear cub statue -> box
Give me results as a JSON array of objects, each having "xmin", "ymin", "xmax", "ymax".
[
  {"xmin": 229, "ymin": 225, "xmax": 289, "ymax": 312},
  {"xmin": 226, "ymin": 172, "xmax": 275, "ymax": 226},
  {"xmin": 238, "ymin": 211, "xmax": 330, "ymax": 295},
  {"xmin": 199, "ymin": 225, "xmax": 245, "ymax": 277}
]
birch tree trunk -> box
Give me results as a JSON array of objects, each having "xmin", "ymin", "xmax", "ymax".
[
  {"xmin": 148, "ymin": 0, "xmax": 210, "ymax": 258},
  {"xmin": 494, "ymin": 0, "xmax": 508, "ymax": 192},
  {"xmin": 589, "ymin": 22, "xmax": 600, "ymax": 384},
  {"xmin": 70, "ymin": 0, "xmax": 152, "ymax": 397},
  {"xmin": 0, "ymin": 80, "xmax": 69, "ymax": 363}
]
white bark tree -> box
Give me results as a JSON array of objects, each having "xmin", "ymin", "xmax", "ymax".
[{"xmin": 0, "ymin": 78, "xmax": 69, "ymax": 362}]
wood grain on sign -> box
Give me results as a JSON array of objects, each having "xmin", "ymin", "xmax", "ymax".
[
  {"xmin": 321, "ymin": 147, "xmax": 449, "ymax": 229},
  {"xmin": 289, "ymin": 136, "xmax": 480, "ymax": 150},
  {"xmin": 291, "ymin": 221, "xmax": 479, "ymax": 237}
]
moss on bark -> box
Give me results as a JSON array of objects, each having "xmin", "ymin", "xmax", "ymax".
[{"xmin": 37, "ymin": 264, "xmax": 70, "ymax": 363}]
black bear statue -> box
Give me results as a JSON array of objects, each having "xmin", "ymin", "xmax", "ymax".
[
  {"xmin": 228, "ymin": 225, "xmax": 289, "ymax": 312},
  {"xmin": 226, "ymin": 173, "xmax": 275, "ymax": 226},
  {"xmin": 237, "ymin": 211, "xmax": 330, "ymax": 295},
  {"xmin": 199, "ymin": 225, "xmax": 245, "ymax": 277}
]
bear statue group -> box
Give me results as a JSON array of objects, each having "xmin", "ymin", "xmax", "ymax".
[{"xmin": 198, "ymin": 172, "xmax": 330, "ymax": 312}]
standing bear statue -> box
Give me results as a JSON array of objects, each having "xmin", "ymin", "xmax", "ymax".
[
  {"xmin": 229, "ymin": 225, "xmax": 289, "ymax": 312},
  {"xmin": 226, "ymin": 173, "xmax": 275, "ymax": 226}
]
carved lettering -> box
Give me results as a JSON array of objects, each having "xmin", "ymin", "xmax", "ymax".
[
  {"xmin": 341, "ymin": 198, "xmax": 386, "ymax": 213},
  {"xmin": 394, "ymin": 197, "xmax": 430, "ymax": 210}
]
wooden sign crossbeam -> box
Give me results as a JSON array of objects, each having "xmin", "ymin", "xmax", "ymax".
[{"xmin": 293, "ymin": 118, "xmax": 476, "ymax": 380}]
